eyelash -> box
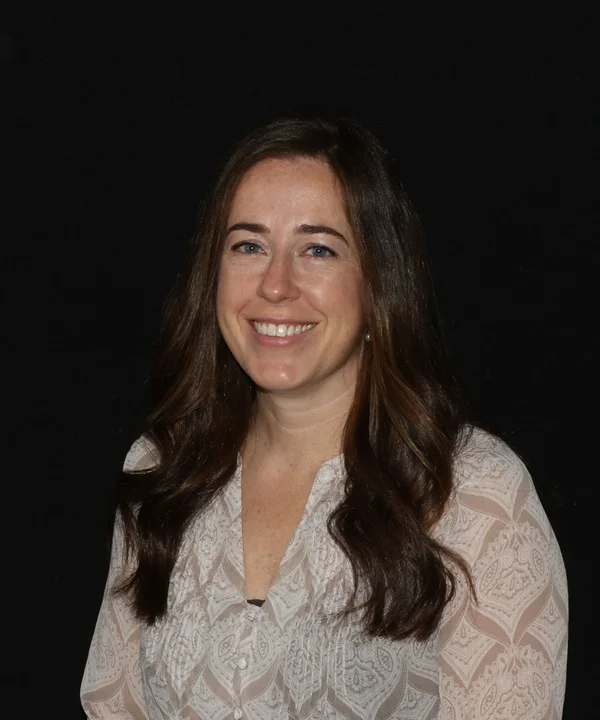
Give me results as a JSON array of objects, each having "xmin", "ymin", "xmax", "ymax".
[
  {"xmin": 230, "ymin": 241, "xmax": 337, "ymax": 258},
  {"xmin": 307, "ymin": 244, "xmax": 337, "ymax": 258},
  {"xmin": 231, "ymin": 241, "xmax": 262, "ymax": 254}
]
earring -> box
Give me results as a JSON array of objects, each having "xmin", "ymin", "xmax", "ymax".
[{"xmin": 365, "ymin": 331, "xmax": 371, "ymax": 342}]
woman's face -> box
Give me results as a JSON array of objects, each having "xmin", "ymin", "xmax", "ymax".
[{"xmin": 216, "ymin": 156, "xmax": 366, "ymax": 399}]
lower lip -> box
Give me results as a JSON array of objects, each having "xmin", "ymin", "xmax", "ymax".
[{"xmin": 249, "ymin": 322, "xmax": 316, "ymax": 347}]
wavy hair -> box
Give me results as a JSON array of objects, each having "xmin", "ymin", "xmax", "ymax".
[{"xmin": 115, "ymin": 115, "xmax": 473, "ymax": 641}]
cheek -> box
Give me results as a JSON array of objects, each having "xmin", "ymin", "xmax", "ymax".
[
  {"xmin": 216, "ymin": 268, "xmax": 245, "ymax": 315},
  {"xmin": 216, "ymin": 276, "xmax": 237, "ymax": 337},
  {"xmin": 309, "ymin": 275, "xmax": 364, "ymax": 322}
]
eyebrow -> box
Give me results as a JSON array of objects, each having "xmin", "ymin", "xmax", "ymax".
[{"xmin": 226, "ymin": 222, "xmax": 348, "ymax": 244}]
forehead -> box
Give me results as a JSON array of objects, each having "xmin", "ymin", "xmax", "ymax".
[{"xmin": 229, "ymin": 157, "xmax": 348, "ymax": 221}]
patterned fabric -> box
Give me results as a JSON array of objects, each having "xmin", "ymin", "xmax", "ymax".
[{"xmin": 80, "ymin": 428, "xmax": 568, "ymax": 719}]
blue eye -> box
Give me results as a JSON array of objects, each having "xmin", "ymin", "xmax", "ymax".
[
  {"xmin": 306, "ymin": 245, "xmax": 337, "ymax": 258},
  {"xmin": 231, "ymin": 241, "xmax": 262, "ymax": 254}
]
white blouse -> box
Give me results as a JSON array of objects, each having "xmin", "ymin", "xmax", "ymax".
[{"xmin": 81, "ymin": 427, "xmax": 568, "ymax": 719}]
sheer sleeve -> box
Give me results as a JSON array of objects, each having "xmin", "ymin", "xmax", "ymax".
[
  {"xmin": 80, "ymin": 436, "xmax": 157, "ymax": 719},
  {"xmin": 436, "ymin": 430, "xmax": 568, "ymax": 719}
]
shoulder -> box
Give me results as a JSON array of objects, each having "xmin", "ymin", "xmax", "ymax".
[
  {"xmin": 451, "ymin": 425, "xmax": 533, "ymax": 511},
  {"xmin": 122, "ymin": 433, "xmax": 161, "ymax": 473},
  {"xmin": 435, "ymin": 426, "xmax": 561, "ymax": 568},
  {"xmin": 434, "ymin": 426, "xmax": 547, "ymax": 552}
]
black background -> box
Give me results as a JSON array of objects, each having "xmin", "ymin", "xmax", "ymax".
[{"xmin": 3, "ymin": 7, "xmax": 596, "ymax": 718}]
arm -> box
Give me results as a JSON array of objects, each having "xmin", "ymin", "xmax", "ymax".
[
  {"xmin": 437, "ymin": 432, "xmax": 568, "ymax": 719},
  {"xmin": 80, "ymin": 437, "xmax": 156, "ymax": 719},
  {"xmin": 80, "ymin": 514, "xmax": 147, "ymax": 719}
]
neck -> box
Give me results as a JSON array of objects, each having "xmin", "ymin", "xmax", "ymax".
[{"xmin": 246, "ymin": 382, "xmax": 356, "ymax": 467}]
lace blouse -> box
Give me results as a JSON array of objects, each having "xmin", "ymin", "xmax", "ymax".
[{"xmin": 80, "ymin": 427, "xmax": 568, "ymax": 719}]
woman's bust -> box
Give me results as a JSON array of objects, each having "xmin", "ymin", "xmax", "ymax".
[{"xmin": 81, "ymin": 115, "xmax": 567, "ymax": 719}]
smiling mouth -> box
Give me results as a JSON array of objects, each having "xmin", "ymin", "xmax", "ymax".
[{"xmin": 252, "ymin": 321, "xmax": 317, "ymax": 337}]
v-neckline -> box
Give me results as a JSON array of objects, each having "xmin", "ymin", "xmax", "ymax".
[{"xmin": 233, "ymin": 452, "xmax": 344, "ymax": 605}]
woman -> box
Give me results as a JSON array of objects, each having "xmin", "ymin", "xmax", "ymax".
[{"xmin": 81, "ymin": 116, "xmax": 568, "ymax": 719}]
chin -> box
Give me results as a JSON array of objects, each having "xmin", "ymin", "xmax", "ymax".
[
  {"xmin": 250, "ymin": 369, "xmax": 309, "ymax": 394},
  {"xmin": 253, "ymin": 378, "xmax": 306, "ymax": 394}
]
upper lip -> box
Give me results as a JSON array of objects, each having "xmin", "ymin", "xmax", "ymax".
[{"xmin": 249, "ymin": 318, "xmax": 318, "ymax": 325}]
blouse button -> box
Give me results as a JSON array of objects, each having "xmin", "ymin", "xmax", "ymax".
[
  {"xmin": 233, "ymin": 708, "xmax": 243, "ymax": 720},
  {"xmin": 237, "ymin": 656, "xmax": 248, "ymax": 670}
]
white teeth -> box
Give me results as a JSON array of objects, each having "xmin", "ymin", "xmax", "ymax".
[{"xmin": 253, "ymin": 322, "xmax": 315, "ymax": 337}]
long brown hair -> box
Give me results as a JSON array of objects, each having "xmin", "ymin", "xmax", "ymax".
[{"xmin": 115, "ymin": 115, "xmax": 473, "ymax": 641}]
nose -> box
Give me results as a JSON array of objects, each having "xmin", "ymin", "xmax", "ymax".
[{"xmin": 257, "ymin": 252, "xmax": 300, "ymax": 302}]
